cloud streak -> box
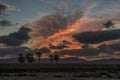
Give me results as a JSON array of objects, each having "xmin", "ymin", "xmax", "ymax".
[
  {"xmin": 0, "ymin": 3, "xmax": 17, "ymax": 16},
  {"xmin": 2, "ymin": 3, "xmax": 17, "ymax": 11},
  {"xmin": 0, "ymin": 20, "xmax": 15, "ymax": 27},
  {"xmin": 0, "ymin": 47, "xmax": 30, "ymax": 59},
  {"xmin": 73, "ymin": 29, "xmax": 120, "ymax": 44}
]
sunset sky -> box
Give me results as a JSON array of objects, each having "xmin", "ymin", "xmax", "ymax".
[{"xmin": 0, "ymin": 0, "xmax": 120, "ymax": 61}]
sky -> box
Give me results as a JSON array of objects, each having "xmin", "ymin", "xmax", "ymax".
[{"xmin": 0, "ymin": 0, "xmax": 120, "ymax": 62}]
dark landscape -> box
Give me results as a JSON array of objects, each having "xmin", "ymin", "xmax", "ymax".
[
  {"xmin": 0, "ymin": 63, "xmax": 120, "ymax": 80},
  {"xmin": 0, "ymin": 63, "xmax": 120, "ymax": 73}
]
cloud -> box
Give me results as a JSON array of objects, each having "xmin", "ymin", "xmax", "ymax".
[
  {"xmin": 98, "ymin": 43, "xmax": 120, "ymax": 53},
  {"xmin": 29, "ymin": 14, "xmax": 69, "ymax": 38},
  {"xmin": 28, "ymin": 14, "xmax": 72, "ymax": 48},
  {"xmin": 103, "ymin": 21, "xmax": 114, "ymax": 28},
  {"xmin": 62, "ymin": 40, "xmax": 71, "ymax": 45},
  {"xmin": 49, "ymin": 44, "xmax": 68, "ymax": 50},
  {"xmin": 54, "ymin": 47, "xmax": 99, "ymax": 57},
  {"xmin": 2, "ymin": 3, "xmax": 17, "ymax": 11},
  {"xmin": 90, "ymin": 0, "xmax": 120, "ymax": 19},
  {"xmin": 27, "ymin": 1, "xmax": 100, "ymax": 49},
  {"xmin": 0, "ymin": 3, "xmax": 6, "ymax": 16},
  {"xmin": 0, "ymin": 27, "xmax": 31, "ymax": 46},
  {"xmin": 37, "ymin": 47, "xmax": 50, "ymax": 53},
  {"xmin": 0, "ymin": 3, "xmax": 18, "ymax": 16},
  {"xmin": 0, "ymin": 20, "xmax": 14, "ymax": 27},
  {"xmin": 29, "ymin": 0, "xmax": 97, "ymax": 38},
  {"xmin": 0, "ymin": 47, "xmax": 30, "ymax": 59},
  {"xmin": 53, "ymin": 42, "xmax": 120, "ymax": 60},
  {"xmin": 27, "ymin": 0, "xmax": 120, "ymax": 50},
  {"xmin": 33, "ymin": 47, "xmax": 51, "ymax": 54},
  {"xmin": 73, "ymin": 29, "xmax": 120, "ymax": 44},
  {"xmin": 108, "ymin": 43, "xmax": 120, "ymax": 51}
]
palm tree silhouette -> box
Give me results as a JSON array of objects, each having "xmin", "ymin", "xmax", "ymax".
[
  {"xmin": 26, "ymin": 53, "xmax": 34, "ymax": 63},
  {"xmin": 49, "ymin": 54, "xmax": 54, "ymax": 63},
  {"xmin": 36, "ymin": 52, "xmax": 42, "ymax": 63},
  {"xmin": 37, "ymin": 47, "xmax": 51, "ymax": 63},
  {"xmin": 18, "ymin": 54, "xmax": 25, "ymax": 63},
  {"xmin": 53, "ymin": 54, "xmax": 60, "ymax": 63}
]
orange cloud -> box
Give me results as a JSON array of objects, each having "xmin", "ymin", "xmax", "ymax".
[{"xmin": 36, "ymin": 20, "xmax": 83, "ymax": 49}]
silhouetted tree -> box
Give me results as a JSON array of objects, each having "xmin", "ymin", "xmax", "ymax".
[
  {"xmin": 37, "ymin": 47, "xmax": 51, "ymax": 63},
  {"xmin": 26, "ymin": 53, "xmax": 34, "ymax": 63},
  {"xmin": 49, "ymin": 54, "xmax": 54, "ymax": 63},
  {"xmin": 18, "ymin": 54, "xmax": 25, "ymax": 63},
  {"xmin": 36, "ymin": 52, "xmax": 42, "ymax": 63},
  {"xmin": 53, "ymin": 54, "xmax": 60, "ymax": 63}
]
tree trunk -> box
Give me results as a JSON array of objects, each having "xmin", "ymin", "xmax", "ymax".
[{"xmin": 39, "ymin": 56, "xmax": 40, "ymax": 63}]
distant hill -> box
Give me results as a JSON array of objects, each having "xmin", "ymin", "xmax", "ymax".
[
  {"xmin": 0, "ymin": 58, "xmax": 120, "ymax": 64},
  {"xmin": 89, "ymin": 59, "xmax": 120, "ymax": 64}
]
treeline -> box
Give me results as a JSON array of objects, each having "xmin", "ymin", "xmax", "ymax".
[{"xmin": 18, "ymin": 52, "xmax": 60, "ymax": 63}]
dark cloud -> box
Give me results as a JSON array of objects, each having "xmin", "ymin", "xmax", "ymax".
[
  {"xmin": 81, "ymin": 44, "xmax": 90, "ymax": 49},
  {"xmin": 62, "ymin": 40, "xmax": 71, "ymax": 45},
  {"xmin": 103, "ymin": 21, "xmax": 113, "ymax": 28},
  {"xmin": 32, "ymin": 14, "xmax": 69, "ymax": 37},
  {"xmin": 38, "ymin": 47, "xmax": 50, "ymax": 53},
  {"xmin": 0, "ymin": 47, "xmax": 30, "ymax": 59},
  {"xmin": 54, "ymin": 47, "xmax": 99, "ymax": 56},
  {"xmin": 98, "ymin": 43, "xmax": 120, "ymax": 53},
  {"xmin": 0, "ymin": 27, "xmax": 31, "ymax": 46},
  {"xmin": 73, "ymin": 29, "xmax": 120, "ymax": 44},
  {"xmin": 30, "ymin": 11, "xmax": 84, "ymax": 38},
  {"xmin": 0, "ymin": 3, "xmax": 17, "ymax": 16},
  {"xmin": 54, "ymin": 43, "xmax": 120, "ymax": 57},
  {"xmin": 0, "ymin": 20, "xmax": 14, "ymax": 27},
  {"xmin": 0, "ymin": 3, "xmax": 6, "ymax": 16},
  {"xmin": 49, "ymin": 44, "xmax": 68, "ymax": 50},
  {"xmin": 108, "ymin": 43, "xmax": 120, "ymax": 51}
]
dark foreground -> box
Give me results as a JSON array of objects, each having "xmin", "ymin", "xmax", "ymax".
[
  {"xmin": 0, "ymin": 64, "xmax": 120, "ymax": 79},
  {"xmin": 0, "ymin": 63, "xmax": 120, "ymax": 73}
]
